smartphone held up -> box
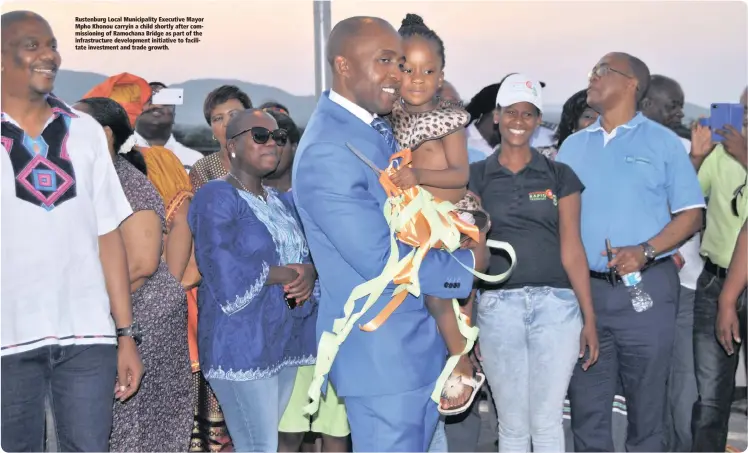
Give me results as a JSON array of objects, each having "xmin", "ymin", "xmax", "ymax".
[
  {"xmin": 697, "ymin": 103, "xmax": 743, "ymax": 142},
  {"xmin": 151, "ymin": 88, "xmax": 184, "ymax": 106}
]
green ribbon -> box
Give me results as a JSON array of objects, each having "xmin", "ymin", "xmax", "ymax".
[{"xmin": 303, "ymin": 183, "xmax": 516, "ymax": 416}]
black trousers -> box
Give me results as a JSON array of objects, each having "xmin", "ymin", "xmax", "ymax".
[
  {"xmin": 691, "ymin": 267, "xmax": 747, "ymax": 452},
  {"xmin": 568, "ymin": 261, "xmax": 680, "ymax": 452}
]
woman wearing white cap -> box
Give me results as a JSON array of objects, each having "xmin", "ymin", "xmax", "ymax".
[{"xmin": 468, "ymin": 73, "xmax": 599, "ymax": 452}]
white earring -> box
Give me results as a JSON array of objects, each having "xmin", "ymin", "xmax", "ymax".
[{"xmin": 231, "ymin": 152, "xmax": 236, "ymax": 159}]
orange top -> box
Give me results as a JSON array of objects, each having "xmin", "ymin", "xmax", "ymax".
[
  {"xmin": 139, "ymin": 146, "xmax": 193, "ymax": 227},
  {"xmin": 81, "ymin": 73, "xmax": 152, "ymax": 127}
]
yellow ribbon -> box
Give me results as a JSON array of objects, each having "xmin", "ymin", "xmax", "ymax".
[{"xmin": 303, "ymin": 146, "xmax": 517, "ymax": 415}]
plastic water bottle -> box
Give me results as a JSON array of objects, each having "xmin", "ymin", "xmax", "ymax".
[{"xmin": 621, "ymin": 272, "xmax": 654, "ymax": 312}]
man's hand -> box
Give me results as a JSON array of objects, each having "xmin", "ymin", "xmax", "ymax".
[
  {"xmin": 717, "ymin": 125, "xmax": 747, "ymax": 167},
  {"xmin": 284, "ymin": 263, "xmax": 316, "ymax": 304},
  {"xmin": 691, "ymin": 123, "xmax": 715, "ymax": 160},
  {"xmin": 602, "ymin": 245, "xmax": 647, "ymax": 275},
  {"xmin": 114, "ymin": 337, "xmax": 143, "ymax": 402},
  {"xmin": 716, "ymin": 304, "xmax": 742, "ymax": 355},
  {"xmin": 390, "ymin": 166, "xmax": 420, "ymax": 190},
  {"xmin": 579, "ymin": 321, "xmax": 599, "ymax": 371},
  {"xmin": 672, "ymin": 251, "xmax": 686, "ymax": 271}
]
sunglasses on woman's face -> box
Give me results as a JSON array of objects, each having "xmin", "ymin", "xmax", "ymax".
[
  {"xmin": 230, "ymin": 127, "xmax": 288, "ymax": 146},
  {"xmin": 732, "ymin": 182, "xmax": 746, "ymax": 217}
]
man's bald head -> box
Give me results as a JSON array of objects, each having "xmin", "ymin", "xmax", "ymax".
[
  {"xmin": 610, "ymin": 52, "xmax": 650, "ymax": 102},
  {"xmin": 325, "ymin": 16, "xmax": 403, "ymax": 116},
  {"xmin": 326, "ymin": 16, "xmax": 395, "ymax": 68},
  {"xmin": 647, "ymin": 75, "xmax": 682, "ymax": 99},
  {"xmin": 641, "ymin": 74, "xmax": 684, "ymax": 129}
]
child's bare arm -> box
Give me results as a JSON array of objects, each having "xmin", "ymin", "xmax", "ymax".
[{"xmin": 413, "ymin": 128, "xmax": 469, "ymax": 189}]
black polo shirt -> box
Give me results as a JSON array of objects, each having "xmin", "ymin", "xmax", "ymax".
[{"xmin": 468, "ymin": 148, "xmax": 584, "ymax": 290}]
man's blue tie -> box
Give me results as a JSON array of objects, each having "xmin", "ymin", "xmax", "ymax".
[{"xmin": 370, "ymin": 117, "xmax": 399, "ymax": 156}]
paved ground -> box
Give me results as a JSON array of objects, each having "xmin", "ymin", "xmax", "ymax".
[
  {"xmin": 474, "ymin": 392, "xmax": 748, "ymax": 452},
  {"xmin": 43, "ymin": 390, "xmax": 747, "ymax": 452}
]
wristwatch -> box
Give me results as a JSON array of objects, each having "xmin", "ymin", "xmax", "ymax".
[
  {"xmin": 639, "ymin": 242, "xmax": 657, "ymax": 263},
  {"xmin": 116, "ymin": 322, "xmax": 143, "ymax": 345}
]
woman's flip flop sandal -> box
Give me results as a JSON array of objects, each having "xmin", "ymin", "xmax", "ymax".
[{"xmin": 438, "ymin": 371, "xmax": 486, "ymax": 416}]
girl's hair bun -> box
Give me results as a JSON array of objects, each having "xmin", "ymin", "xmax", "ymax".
[{"xmin": 401, "ymin": 13, "xmax": 426, "ymax": 28}]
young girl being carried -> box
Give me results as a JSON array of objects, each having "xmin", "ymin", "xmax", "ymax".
[{"xmin": 387, "ymin": 13, "xmax": 488, "ymax": 415}]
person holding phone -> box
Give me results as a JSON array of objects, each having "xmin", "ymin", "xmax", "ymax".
[
  {"xmin": 136, "ymin": 82, "xmax": 203, "ymax": 172},
  {"xmin": 691, "ymin": 88, "xmax": 747, "ymax": 171},
  {"xmin": 689, "ymin": 87, "xmax": 747, "ymax": 453},
  {"xmin": 188, "ymin": 109, "xmax": 318, "ymax": 452}
]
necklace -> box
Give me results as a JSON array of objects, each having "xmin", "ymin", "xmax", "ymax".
[{"xmin": 228, "ymin": 173, "xmax": 267, "ymax": 201}]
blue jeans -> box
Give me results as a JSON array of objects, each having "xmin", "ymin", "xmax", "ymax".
[
  {"xmin": 208, "ymin": 366, "xmax": 298, "ymax": 452},
  {"xmin": 1, "ymin": 344, "xmax": 117, "ymax": 452},
  {"xmin": 477, "ymin": 287, "xmax": 582, "ymax": 452}
]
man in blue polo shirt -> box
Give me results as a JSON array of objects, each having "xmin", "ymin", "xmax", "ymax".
[{"xmin": 556, "ymin": 52, "xmax": 705, "ymax": 452}]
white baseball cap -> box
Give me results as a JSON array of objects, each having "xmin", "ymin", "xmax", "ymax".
[{"xmin": 495, "ymin": 74, "xmax": 543, "ymax": 112}]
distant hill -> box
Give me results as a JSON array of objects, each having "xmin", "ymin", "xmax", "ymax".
[
  {"xmin": 540, "ymin": 102, "xmax": 708, "ymax": 127},
  {"xmin": 53, "ymin": 69, "xmax": 318, "ymax": 127},
  {"xmin": 53, "ymin": 69, "xmax": 709, "ymax": 127}
]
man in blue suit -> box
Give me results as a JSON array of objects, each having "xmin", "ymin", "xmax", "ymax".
[{"xmin": 292, "ymin": 16, "xmax": 489, "ymax": 452}]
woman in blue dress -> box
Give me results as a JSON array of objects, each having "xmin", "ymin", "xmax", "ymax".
[{"xmin": 188, "ymin": 108, "xmax": 318, "ymax": 452}]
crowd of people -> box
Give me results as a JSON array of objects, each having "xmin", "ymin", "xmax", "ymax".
[{"xmin": 1, "ymin": 8, "xmax": 747, "ymax": 453}]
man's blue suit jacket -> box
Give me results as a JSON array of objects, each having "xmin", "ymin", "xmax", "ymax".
[{"xmin": 291, "ymin": 92, "xmax": 475, "ymax": 398}]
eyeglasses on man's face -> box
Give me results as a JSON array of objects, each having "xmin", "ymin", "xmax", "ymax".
[{"xmin": 588, "ymin": 64, "xmax": 633, "ymax": 81}]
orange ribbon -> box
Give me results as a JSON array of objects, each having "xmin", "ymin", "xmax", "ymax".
[{"xmin": 359, "ymin": 148, "xmax": 479, "ymax": 332}]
